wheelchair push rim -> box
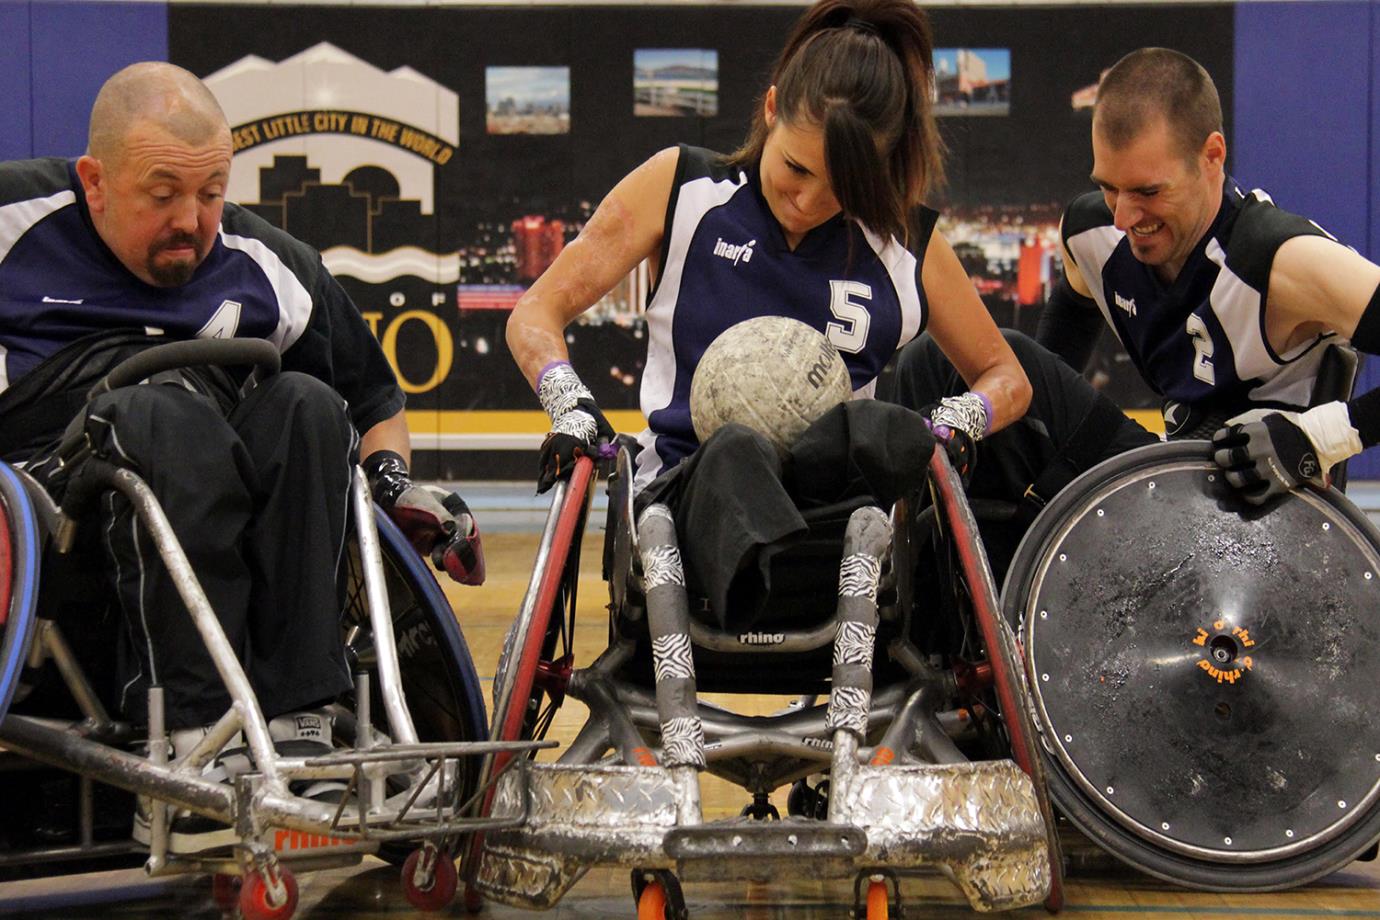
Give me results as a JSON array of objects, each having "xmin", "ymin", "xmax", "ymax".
[
  {"xmin": 462, "ymin": 456, "xmax": 594, "ymax": 898},
  {"xmin": 338, "ymin": 505, "xmax": 490, "ymax": 864},
  {"xmin": 0, "ymin": 463, "xmax": 40, "ymax": 726},
  {"xmin": 1003, "ymin": 440, "xmax": 1380, "ymax": 891},
  {"xmin": 490, "ymin": 455, "xmax": 594, "ymax": 756},
  {"xmin": 928, "ymin": 444, "xmax": 1065, "ymax": 911}
]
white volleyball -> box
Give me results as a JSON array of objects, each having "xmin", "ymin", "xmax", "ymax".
[{"xmin": 689, "ymin": 316, "xmax": 852, "ymax": 451}]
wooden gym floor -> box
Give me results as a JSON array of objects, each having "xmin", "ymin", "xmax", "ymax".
[{"xmin": 1, "ymin": 529, "xmax": 1378, "ymax": 918}]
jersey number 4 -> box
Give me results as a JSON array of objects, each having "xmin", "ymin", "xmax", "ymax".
[
  {"xmin": 1185, "ymin": 313, "xmax": 1216, "ymax": 385},
  {"xmin": 197, "ymin": 299, "xmax": 243, "ymax": 339},
  {"xmin": 827, "ymin": 280, "xmax": 871, "ymax": 354}
]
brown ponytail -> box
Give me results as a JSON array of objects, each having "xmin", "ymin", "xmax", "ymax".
[{"xmin": 726, "ymin": 0, "xmax": 945, "ymax": 242}]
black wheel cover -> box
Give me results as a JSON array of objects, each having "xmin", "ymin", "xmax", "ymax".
[{"xmin": 1002, "ymin": 441, "xmax": 1380, "ymax": 890}]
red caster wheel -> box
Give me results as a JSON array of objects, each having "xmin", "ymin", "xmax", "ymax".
[
  {"xmin": 402, "ymin": 845, "xmax": 458, "ymax": 911},
  {"xmin": 463, "ymin": 882, "xmax": 484, "ymax": 913},
  {"xmin": 210, "ymin": 873, "xmax": 240, "ymax": 911},
  {"xmin": 239, "ymin": 864, "xmax": 298, "ymax": 920}
]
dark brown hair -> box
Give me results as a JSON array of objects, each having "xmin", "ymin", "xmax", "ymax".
[
  {"xmin": 1094, "ymin": 48, "xmax": 1223, "ymax": 163},
  {"xmin": 726, "ymin": 0, "xmax": 945, "ymax": 242}
]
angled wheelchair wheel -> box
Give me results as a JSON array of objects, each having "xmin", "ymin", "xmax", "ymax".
[
  {"xmin": 1003, "ymin": 440, "xmax": 1380, "ymax": 890},
  {"xmin": 0, "ymin": 463, "xmax": 41, "ymax": 726},
  {"xmin": 928, "ymin": 447, "xmax": 1064, "ymax": 911},
  {"xmin": 489, "ymin": 456, "xmax": 594, "ymax": 754},
  {"xmin": 460, "ymin": 458, "xmax": 594, "ymax": 905},
  {"xmin": 339, "ymin": 506, "xmax": 488, "ymax": 863}
]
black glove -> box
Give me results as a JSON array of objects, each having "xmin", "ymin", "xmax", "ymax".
[
  {"xmin": 926, "ymin": 420, "xmax": 975, "ymax": 484},
  {"xmin": 535, "ymin": 363, "xmax": 616, "ymax": 493},
  {"xmin": 363, "ymin": 450, "xmax": 485, "ymax": 585},
  {"xmin": 1210, "ymin": 411, "xmax": 1325, "ymax": 505}
]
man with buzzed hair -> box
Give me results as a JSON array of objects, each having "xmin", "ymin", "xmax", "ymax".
[
  {"xmin": 0, "ymin": 62, "xmax": 483, "ymax": 852},
  {"xmin": 1037, "ymin": 47, "xmax": 1380, "ymax": 504}
]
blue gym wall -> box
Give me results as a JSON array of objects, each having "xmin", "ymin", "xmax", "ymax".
[
  {"xmin": 1233, "ymin": 0, "xmax": 1380, "ymax": 476},
  {"xmin": 0, "ymin": 0, "xmax": 1377, "ymax": 473},
  {"xmin": 0, "ymin": 1, "xmax": 168, "ymax": 162}
]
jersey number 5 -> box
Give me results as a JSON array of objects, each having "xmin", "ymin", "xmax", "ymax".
[
  {"xmin": 1185, "ymin": 313, "xmax": 1216, "ymax": 385},
  {"xmin": 827, "ymin": 280, "xmax": 871, "ymax": 354}
]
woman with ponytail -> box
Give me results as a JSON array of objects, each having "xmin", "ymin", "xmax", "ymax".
[{"xmin": 507, "ymin": 0, "xmax": 1145, "ymax": 617}]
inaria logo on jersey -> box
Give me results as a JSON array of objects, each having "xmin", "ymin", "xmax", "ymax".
[
  {"xmin": 1114, "ymin": 291, "xmax": 1137, "ymax": 317},
  {"xmin": 713, "ymin": 237, "xmax": 756, "ymax": 266}
]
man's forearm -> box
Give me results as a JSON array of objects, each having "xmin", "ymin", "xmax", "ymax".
[{"xmin": 361, "ymin": 410, "xmax": 411, "ymax": 467}]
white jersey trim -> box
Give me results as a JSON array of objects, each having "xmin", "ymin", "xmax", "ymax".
[
  {"xmin": 0, "ymin": 189, "xmax": 76, "ymax": 265},
  {"xmin": 219, "ymin": 230, "xmax": 313, "ymax": 352},
  {"xmin": 636, "ymin": 172, "xmax": 746, "ymax": 490},
  {"xmin": 858, "ymin": 223, "xmax": 925, "ymax": 349},
  {"xmin": 1067, "ymin": 224, "xmax": 1126, "ymax": 346},
  {"xmin": 1204, "ymin": 238, "xmax": 1330, "ymax": 407},
  {"xmin": 1204, "ymin": 238, "xmax": 1270, "ymax": 377}
]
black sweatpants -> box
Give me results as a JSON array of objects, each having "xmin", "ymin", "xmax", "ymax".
[
  {"xmin": 636, "ymin": 400, "xmax": 936, "ymax": 632},
  {"xmin": 40, "ymin": 372, "xmax": 358, "ymax": 729},
  {"xmin": 889, "ymin": 330, "xmax": 1157, "ymax": 578}
]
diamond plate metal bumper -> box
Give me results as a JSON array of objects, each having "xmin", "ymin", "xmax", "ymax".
[
  {"xmin": 475, "ymin": 758, "xmax": 1049, "ymax": 912},
  {"xmin": 475, "ymin": 764, "xmax": 680, "ymax": 909},
  {"xmin": 838, "ymin": 760, "xmax": 1051, "ymax": 911}
]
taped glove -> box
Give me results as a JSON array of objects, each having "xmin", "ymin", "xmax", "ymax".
[
  {"xmin": 536, "ymin": 362, "xmax": 615, "ymax": 493},
  {"xmin": 363, "ymin": 450, "xmax": 485, "ymax": 585},
  {"xmin": 1210, "ymin": 402, "xmax": 1361, "ymax": 505},
  {"xmin": 922, "ymin": 391, "xmax": 991, "ymax": 484}
]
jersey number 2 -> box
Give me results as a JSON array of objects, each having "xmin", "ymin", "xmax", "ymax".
[
  {"xmin": 1185, "ymin": 313, "xmax": 1216, "ymax": 385},
  {"xmin": 827, "ymin": 280, "xmax": 871, "ymax": 354}
]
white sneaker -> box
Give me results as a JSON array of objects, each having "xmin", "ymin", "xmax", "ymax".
[
  {"xmin": 131, "ymin": 722, "xmax": 245, "ymax": 854},
  {"xmin": 131, "ymin": 755, "xmax": 237, "ymax": 855},
  {"xmin": 220, "ymin": 710, "xmax": 348, "ymax": 804},
  {"xmin": 132, "ymin": 711, "xmax": 341, "ymax": 854}
]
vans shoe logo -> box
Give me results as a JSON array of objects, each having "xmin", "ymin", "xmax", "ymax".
[
  {"xmin": 294, "ymin": 715, "xmax": 324, "ymax": 739},
  {"xmin": 713, "ymin": 237, "xmax": 756, "ymax": 266}
]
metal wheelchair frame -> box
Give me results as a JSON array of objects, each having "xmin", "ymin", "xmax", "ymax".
[{"xmin": 466, "ymin": 445, "xmax": 1063, "ymax": 916}]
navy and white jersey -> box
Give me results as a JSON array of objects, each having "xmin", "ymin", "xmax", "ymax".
[
  {"xmin": 1062, "ymin": 180, "xmax": 1336, "ymax": 412},
  {"xmin": 0, "ymin": 157, "xmax": 401, "ymax": 433},
  {"xmin": 636, "ymin": 144, "xmax": 932, "ymax": 487}
]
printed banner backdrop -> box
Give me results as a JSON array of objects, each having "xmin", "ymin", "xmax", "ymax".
[{"xmin": 169, "ymin": 4, "xmax": 1234, "ymax": 479}]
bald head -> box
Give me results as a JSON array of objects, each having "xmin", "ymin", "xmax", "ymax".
[
  {"xmin": 88, "ymin": 62, "xmax": 228, "ymax": 162},
  {"xmin": 77, "ymin": 62, "xmax": 233, "ymax": 287}
]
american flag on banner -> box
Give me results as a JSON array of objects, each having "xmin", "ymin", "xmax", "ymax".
[{"xmin": 456, "ymin": 284, "xmax": 525, "ymax": 311}]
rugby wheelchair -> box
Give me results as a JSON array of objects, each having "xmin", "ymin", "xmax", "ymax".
[
  {"xmin": 1003, "ymin": 437, "xmax": 1380, "ymax": 891},
  {"xmin": 0, "ymin": 340, "xmax": 541, "ymax": 920},
  {"xmin": 1003, "ymin": 342, "xmax": 1380, "ymax": 892},
  {"xmin": 464, "ymin": 435, "xmax": 1065, "ymax": 917}
]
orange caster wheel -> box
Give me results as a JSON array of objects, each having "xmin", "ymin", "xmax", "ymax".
[
  {"xmin": 638, "ymin": 880, "xmax": 667, "ymax": 919},
  {"xmin": 866, "ymin": 879, "xmax": 889, "ymax": 919},
  {"xmin": 630, "ymin": 868, "xmax": 687, "ymax": 919}
]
